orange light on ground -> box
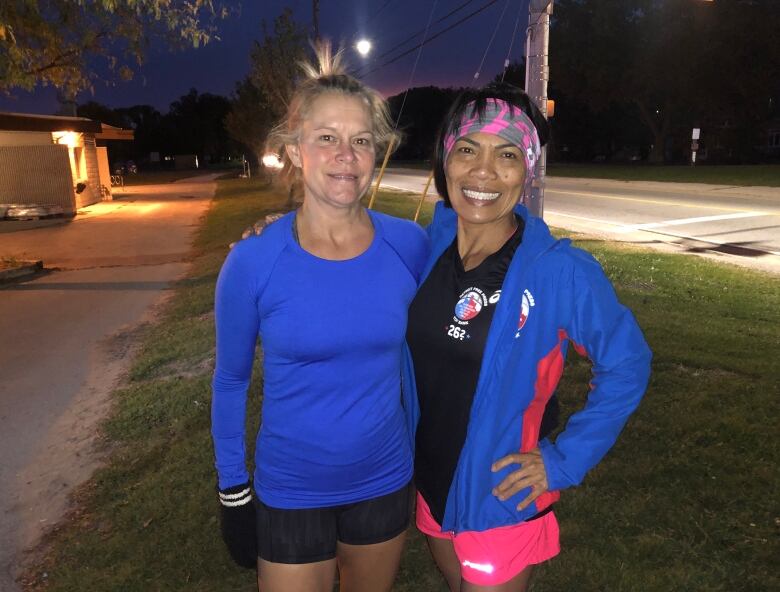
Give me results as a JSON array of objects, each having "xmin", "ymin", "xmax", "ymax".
[{"xmin": 132, "ymin": 204, "xmax": 163, "ymax": 215}]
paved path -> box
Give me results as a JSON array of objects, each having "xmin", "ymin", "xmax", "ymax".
[
  {"xmin": 0, "ymin": 174, "xmax": 218, "ymax": 591},
  {"xmin": 379, "ymin": 168, "xmax": 780, "ymax": 274}
]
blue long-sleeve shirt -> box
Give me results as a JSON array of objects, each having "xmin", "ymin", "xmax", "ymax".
[{"xmin": 211, "ymin": 210, "xmax": 429, "ymax": 508}]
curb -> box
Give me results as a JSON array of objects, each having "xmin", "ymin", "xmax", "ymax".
[
  {"xmin": 0, "ymin": 217, "xmax": 72, "ymax": 234},
  {"xmin": 545, "ymin": 176, "xmax": 779, "ymax": 200},
  {"xmin": 0, "ymin": 260, "xmax": 43, "ymax": 283}
]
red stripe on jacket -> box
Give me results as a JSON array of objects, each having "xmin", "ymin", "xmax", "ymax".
[{"xmin": 520, "ymin": 328, "xmax": 585, "ymax": 511}]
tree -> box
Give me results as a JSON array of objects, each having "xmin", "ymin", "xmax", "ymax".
[
  {"xmin": 491, "ymin": 59, "xmax": 526, "ymax": 89},
  {"xmin": 166, "ymin": 88, "xmax": 234, "ymax": 162},
  {"xmin": 0, "ymin": 0, "xmax": 228, "ymax": 95},
  {"xmin": 225, "ymin": 78, "xmax": 275, "ymax": 167},
  {"xmin": 223, "ymin": 8, "xmax": 307, "ymax": 180},
  {"xmin": 551, "ymin": 0, "xmax": 780, "ymax": 163},
  {"xmin": 226, "ymin": 8, "xmax": 308, "ymax": 193},
  {"xmin": 115, "ymin": 104, "xmax": 164, "ymax": 155},
  {"xmin": 388, "ymin": 86, "xmax": 461, "ymax": 161},
  {"xmin": 249, "ymin": 8, "xmax": 308, "ymax": 121},
  {"xmin": 77, "ymin": 100, "xmax": 126, "ymax": 128}
]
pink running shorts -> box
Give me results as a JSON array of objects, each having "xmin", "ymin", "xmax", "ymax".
[{"xmin": 416, "ymin": 492, "xmax": 560, "ymax": 586}]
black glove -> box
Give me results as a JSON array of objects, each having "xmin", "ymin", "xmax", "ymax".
[{"xmin": 218, "ymin": 482, "xmax": 257, "ymax": 569}]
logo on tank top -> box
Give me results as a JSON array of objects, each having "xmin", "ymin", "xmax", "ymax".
[
  {"xmin": 454, "ymin": 288, "xmax": 487, "ymax": 322},
  {"xmin": 514, "ymin": 289, "xmax": 535, "ymax": 337},
  {"xmin": 447, "ymin": 288, "xmax": 499, "ymax": 342}
]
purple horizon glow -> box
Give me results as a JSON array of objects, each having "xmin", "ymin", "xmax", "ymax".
[{"xmin": 0, "ymin": 0, "xmax": 531, "ymax": 116}]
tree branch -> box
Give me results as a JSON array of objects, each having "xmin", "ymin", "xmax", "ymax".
[{"xmin": 23, "ymin": 30, "xmax": 109, "ymax": 77}]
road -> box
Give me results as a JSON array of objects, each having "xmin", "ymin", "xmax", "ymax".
[
  {"xmin": 379, "ymin": 168, "xmax": 780, "ymax": 273},
  {"xmin": 0, "ymin": 174, "xmax": 217, "ymax": 591}
]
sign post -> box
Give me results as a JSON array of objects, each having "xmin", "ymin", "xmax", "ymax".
[{"xmin": 691, "ymin": 128, "xmax": 701, "ymax": 166}]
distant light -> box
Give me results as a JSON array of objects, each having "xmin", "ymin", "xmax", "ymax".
[
  {"xmin": 262, "ymin": 153, "xmax": 284, "ymax": 170},
  {"xmin": 356, "ymin": 39, "xmax": 372, "ymax": 56}
]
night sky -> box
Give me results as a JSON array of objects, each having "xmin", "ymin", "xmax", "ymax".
[{"xmin": 0, "ymin": 0, "xmax": 532, "ymax": 115}]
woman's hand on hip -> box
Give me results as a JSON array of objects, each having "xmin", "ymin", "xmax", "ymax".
[{"xmin": 491, "ymin": 447, "xmax": 549, "ymax": 511}]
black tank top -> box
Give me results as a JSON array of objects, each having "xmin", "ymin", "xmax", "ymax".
[{"xmin": 407, "ymin": 217, "xmax": 558, "ymax": 524}]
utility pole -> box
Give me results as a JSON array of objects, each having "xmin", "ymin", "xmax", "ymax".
[
  {"xmin": 313, "ymin": 0, "xmax": 320, "ymax": 41},
  {"xmin": 524, "ymin": 0, "xmax": 553, "ymax": 218}
]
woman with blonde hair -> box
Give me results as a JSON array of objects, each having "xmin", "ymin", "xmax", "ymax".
[{"xmin": 211, "ymin": 44, "xmax": 428, "ymax": 591}]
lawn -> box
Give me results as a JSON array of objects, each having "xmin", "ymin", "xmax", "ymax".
[
  {"xmin": 546, "ymin": 163, "xmax": 780, "ymax": 187},
  {"xmin": 20, "ymin": 178, "xmax": 779, "ymax": 591}
]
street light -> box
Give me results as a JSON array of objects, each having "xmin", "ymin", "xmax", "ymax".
[
  {"xmin": 355, "ymin": 39, "xmax": 372, "ymax": 56},
  {"xmin": 262, "ymin": 153, "xmax": 284, "ymax": 170}
]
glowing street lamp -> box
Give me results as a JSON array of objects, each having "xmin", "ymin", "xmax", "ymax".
[
  {"xmin": 355, "ymin": 39, "xmax": 372, "ymax": 57},
  {"xmin": 262, "ymin": 153, "xmax": 284, "ymax": 170}
]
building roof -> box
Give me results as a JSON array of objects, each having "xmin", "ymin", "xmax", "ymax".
[
  {"xmin": 0, "ymin": 111, "xmax": 103, "ymax": 133},
  {"xmin": 95, "ymin": 123, "xmax": 134, "ymax": 141},
  {"xmin": 0, "ymin": 111, "xmax": 134, "ymax": 141}
]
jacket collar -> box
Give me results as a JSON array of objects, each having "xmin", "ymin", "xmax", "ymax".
[{"xmin": 428, "ymin": 200, "xmax": 557, "ymax": 258}]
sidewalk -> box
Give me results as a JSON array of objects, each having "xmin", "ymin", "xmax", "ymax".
[
  {"xmin": 0, "ymin": 174, "xmax": 218, "ymax": 592},
  {"xmin": 0, "ymin": 173, "xmax": 221, "ymax": 270}
]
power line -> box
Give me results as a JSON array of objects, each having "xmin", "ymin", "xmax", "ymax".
[
  {"xmin": 358, "ymin": 0, "xmax": 501, "ymax": 78},
  {"xmin": 394, "ymin": 0, "xmax": 440, "ymax": 127},
  {"xmin": 367, "ymin": 0, "xmax": 396, "ymax": 25},
  {"xmin": 472, "ymin": 0, "xmax": 511, "ymax": 81},
  {"xmin": 501, "ymin": 2, "xmax": 525, "ymax": 82},
  {"xmin": 356, "ymin": 0, "xmax": 481, "ymax": 74}
]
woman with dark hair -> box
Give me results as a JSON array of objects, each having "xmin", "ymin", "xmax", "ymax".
[{"xmin": 403, "ymin": 82, "xmax": 652, "ymax": 591}]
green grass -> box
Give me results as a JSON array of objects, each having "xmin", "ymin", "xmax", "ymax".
[
  {"xmin": 546, "ymin": 163, "xmax": 780, "ymax": 187},
  {"xmin": 20, "ymin": 178, "xmax": 779, "ymax": 591}
]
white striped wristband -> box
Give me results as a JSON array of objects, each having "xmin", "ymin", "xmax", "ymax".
[{"xmin": 218, "ymin": 486, "xmax": 252, "ymax": 508}]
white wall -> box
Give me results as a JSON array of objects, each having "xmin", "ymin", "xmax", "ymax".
[
  {"xmin": 0, "ymin": 145, "xmax": 76, "ymax": 212},
  {"xmin": 0, "ymin": 131, "xmax": 52, "ymax": 147}
]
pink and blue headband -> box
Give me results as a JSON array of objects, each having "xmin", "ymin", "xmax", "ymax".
[{"xmin": 443, "ymin": 98, "xmax": 542, "ymax": 180}]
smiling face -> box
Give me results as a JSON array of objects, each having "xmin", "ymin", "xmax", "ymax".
[
  {"xmin": 445, "ymin": 131, "xmax": 527, "ymax": 227},
  {"xmin": 286, "ymin": 93, "xmax": 376, "ymax": 210}
]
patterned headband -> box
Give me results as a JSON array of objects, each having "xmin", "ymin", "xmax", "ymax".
[{"xmin": 443, "ymin": 98, "xmax": 542, "ymax": 180}]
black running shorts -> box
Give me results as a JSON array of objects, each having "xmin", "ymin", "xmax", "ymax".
[{"xmin": 255, "ymin": 481, "xmax": 412, "ymax": 564}]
